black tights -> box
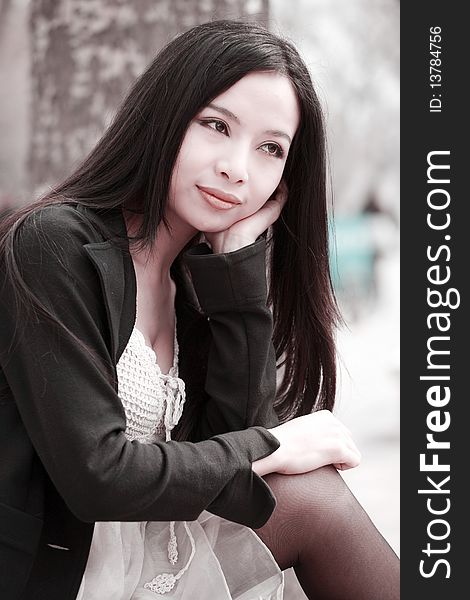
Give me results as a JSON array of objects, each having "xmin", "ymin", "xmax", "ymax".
[{"xmin": 253, "ymin": 466, "xmax": 400, "ymax": 600}]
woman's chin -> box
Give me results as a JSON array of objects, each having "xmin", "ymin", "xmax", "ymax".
[{"xmin": 192, "ymin": 218, "xmax": 234, "ymax": 235}]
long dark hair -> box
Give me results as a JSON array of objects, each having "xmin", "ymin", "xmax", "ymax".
[{"xmin": 1, "ymin": 19, "xmax": 340, "ymax": 426}]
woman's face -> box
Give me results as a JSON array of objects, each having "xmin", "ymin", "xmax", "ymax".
[{"xmin": 167, "ymin": 71, "xmax": 300, "ymax": 235}]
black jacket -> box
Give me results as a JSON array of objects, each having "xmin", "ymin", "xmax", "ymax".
[{"xmin": 0, "ymin": 204, "xmax": 280, "ymax": 599}]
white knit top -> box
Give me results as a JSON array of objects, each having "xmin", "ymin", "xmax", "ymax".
[
  {"xmin": 118, "ymin": 325, "xmax": 186, "ymax": 444},
  {"xmin": 76, "ymin": 321, "xmax": 284, "ymax": 599},
  {"xmin": 76, "ymin": 321, "xmax": 195, "ymax": 597}
]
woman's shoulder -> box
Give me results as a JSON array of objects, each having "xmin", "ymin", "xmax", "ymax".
[
  {"xmin": 13, "ymin": 202, "xmax": 125, "ymax": 261},
  {"xmin": 19, "ymin": 202, "xmax": 104, "ymax": 243},
  {"xmin": 3, "ymin": 203, "xmax": 123, "ymax": 287}
]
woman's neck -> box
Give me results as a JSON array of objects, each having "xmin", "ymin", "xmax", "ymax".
[
  {"xmin": 124, "ymin": 210, "xmax": 197, "ymax": 288},
  {"xmin": 124, "ymin": 210, "xmax": 196, "ymax": 353}
]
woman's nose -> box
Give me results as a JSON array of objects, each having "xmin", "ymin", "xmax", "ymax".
[{"xmin": 215, "ymin": 152, "xmax": 249, "ymax": 184}]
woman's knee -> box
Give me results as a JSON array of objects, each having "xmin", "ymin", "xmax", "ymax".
[
  {"xmin": 252, "ymin": 466, "xmax": 351, "ymax": 569},
  {"xmin": 256, "ymin": 467, "xmax": 356, "ymax": 539},
  {"xmin": 264, "ymin": 466, "xmax": 349, "ymax": 513}
]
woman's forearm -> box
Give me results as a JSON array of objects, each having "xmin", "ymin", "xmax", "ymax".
[{"xmin": 183, "ymin": 237, "xmax": 279, "ymax": 439}]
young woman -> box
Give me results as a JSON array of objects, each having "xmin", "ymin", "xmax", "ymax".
[{"xmin": 0, "ymin": 20, "xmax": 399, "ymax": 600}]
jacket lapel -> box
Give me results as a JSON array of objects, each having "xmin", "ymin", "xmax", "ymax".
[
  {"xmin": 76, "ymin": 205, "xmax": 202, "ymax": 368},
  {"xmin": 84, "ymin": 241, "xmax": 135, "ymax": 363},
  {"xmin": 74, "ymin": 206, "xmax": 136, "ymax": 364}
]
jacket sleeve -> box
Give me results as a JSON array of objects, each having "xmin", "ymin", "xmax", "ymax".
[
  {"xmin": 0, "ymin": 206, "xmax": 280, "ymax": 528},
  {"xmin": 182, "ymin": 238, "xmax": 280, "ymax": 441}
]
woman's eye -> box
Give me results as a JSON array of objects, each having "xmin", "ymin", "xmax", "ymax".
[
  {"xmin": 202, "ymin": 119, "xmax": 228, "ymax": 135},
  {"xmin": 260, "ymin": 142, "xmax": 284, "ymax": 159}
]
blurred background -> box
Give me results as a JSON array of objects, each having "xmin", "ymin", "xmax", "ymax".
[{"xmin": 0, "ymin": 0, "xmax": 399, "ymax": 596}]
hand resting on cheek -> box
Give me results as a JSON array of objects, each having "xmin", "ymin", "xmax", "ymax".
[{"xmin": 205, "ymin": 179, "xmax": 289, "ymax": 254}]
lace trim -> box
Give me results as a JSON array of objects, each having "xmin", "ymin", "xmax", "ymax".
[
  {"xmin": 133, "ymin": 314, "xmax": 179, "ymax": 377},
  {"xmin": 162, "ymin": 379, "xmax": 186, "ymax": 568},
  {"xmin": 119, "ymin": 318, "xmax": 196, "ymax": 594},
  {"xmin": 144, "ymin": 522, "xmax": 197, "ymax": 594},
  {"xmin": 144, "ymin": 333, "xmax": 195, "ymax": 595}
]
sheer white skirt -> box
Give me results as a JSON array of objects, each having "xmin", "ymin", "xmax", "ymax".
[
  {"xmin": 76, "ymin": 511, "xmax": 284, "ymax": 599},
  {"xmin": 76, "ymin": 326, "xmax": 284, "ymax": 598}
]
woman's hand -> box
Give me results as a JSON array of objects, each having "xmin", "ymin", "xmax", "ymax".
[
  {"xmin": 205, "ymin": 179, "xmax": 288, "ymax": 254},
  {"xmin": 252, "ymin": 410, "xmax": 361, "ymax": 477}
]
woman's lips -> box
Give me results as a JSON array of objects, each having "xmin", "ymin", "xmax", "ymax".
[{"xmin": 197, "ymin": 186, "xmax": 241, "ymax": 210}]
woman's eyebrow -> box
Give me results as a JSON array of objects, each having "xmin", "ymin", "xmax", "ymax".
[
  {"xmin": 206, "ymin": 103, "xmax": 240, "ymax": 124},
  {"xmin": 264, "ymin": 128, "xmax": 292, "ymax": 145},
  {"xmin": 206, "ymin": 103, "xmax": 292, "ymax": 144}
]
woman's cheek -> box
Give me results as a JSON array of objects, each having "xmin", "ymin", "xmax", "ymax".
[
  {"xmin": 241, "ymin": 200, "xmax": 264, "ymax": 219},
  {"xmin": 257, "ymin": 182, "xmax": 279, "ymax": 209}
]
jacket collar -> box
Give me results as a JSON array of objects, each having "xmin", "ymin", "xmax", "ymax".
[
  {"xmin": 76, "ymin": 206, "xmax": 137, "ymax": 364},
  {"xmin": 74, "ymin": 205, "xmax": 200, "ymax": 365}
]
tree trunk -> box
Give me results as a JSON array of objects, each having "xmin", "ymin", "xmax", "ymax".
[{"xmin": 28, "ymin": 0, "xmax": 269, "ymax": 194}]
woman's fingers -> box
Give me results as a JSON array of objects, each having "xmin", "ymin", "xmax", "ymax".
[
  {"xmin": 335, "ymin": 422, "xmax": 362, "ymax": 469},
  {"xmin": 269, "ymin": 178, "xmax": 288, "ymax": 207},
  {"xmin": 237, "ymin": 180, "xmax": 288, "ymax": 234},
  {"xmin": 260, "ymin": 179, "xmax": 288, "ymax": 220},
  {"xmin": 339, "ymin": 444, "xmax": 362, "ymax": 470},
  {"xmin": 268, "ymin": 409, "xmax": 362, "ymax": 475},
  {"xmin": 203, "ymin": 179, "xmax": 289, "ymax": 252}
]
